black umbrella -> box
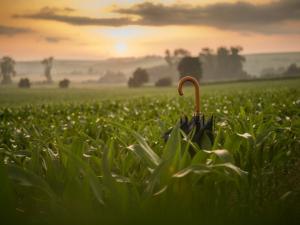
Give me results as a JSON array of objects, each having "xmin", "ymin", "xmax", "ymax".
[{"xmin": 164, "ymin": 76, "xmax": 214, "ymax": 156}]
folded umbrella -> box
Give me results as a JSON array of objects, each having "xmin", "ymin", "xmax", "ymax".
[{"xmin": 164, "ymin": 76, "xmax": 214, "ymax": 156}]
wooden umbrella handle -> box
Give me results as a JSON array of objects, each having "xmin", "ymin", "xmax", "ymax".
[{"xmin": 178, "ymin": 76, "xmax": 200, "ymax": 115}]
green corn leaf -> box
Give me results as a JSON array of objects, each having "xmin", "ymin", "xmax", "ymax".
[
  {"xmin": 212, "ymin": 163, "xmax": 247, "ymax": 177},
  {"xmin": 162, "ymin": 121, "xmax": 181, "ymax": 161},
  {"xmin": 7, "ymin": 164, "xmax": 57, "ymax": 199},
  {"xmin": 173, "ymin": 164, "xmax": 211, "ymax": 178},
  {"xmin": 61, "ymin": 148, "xmax": 104, "ymax": 205},
  {"xmin": 127, "ymin": 144, "xmax": 160, "ymax": 168},
  {"xmin": 210, "ymin": 149, "xmax": 234, "ymax": 163}
]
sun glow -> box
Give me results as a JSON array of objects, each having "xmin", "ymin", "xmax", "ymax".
[{"xmin": 114, "ymin": 42, "xmax": 128, "ymax": 56}]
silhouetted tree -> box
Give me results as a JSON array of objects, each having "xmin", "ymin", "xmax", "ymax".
[
  {"xmin": 41, "ymin": 57, "xmax": 54, "ymax": 83},
  {"xmin": 199, "ymin": 48, "xmax": 216, "ymax": 78},
  {"xmin": 199, "ymin": 46, "xmax": 247, "ymax": 80},
  {"xmin": 128, "ymin": 68, "xmax": 149, "ymax": 88},
  {"xmin": 0, "ymin": 56, "xmax": 16, "ymax": 84},
  {"xmin": 99, "ymin": 71, "xmax": 127, "ymax": 84},
  {"xmin": 59, "ymin": 79, "xmax": 70, "ymax": 88},
  {"xmin": 174, "ymin": 49, "xmax": 191, "ymax": 57},
  {"xmin": 177, "ymin": 57, "xmax": 202, "ymax": 81},
  {"xmin": 216, "ymin": 47, "xmax": 230, "ymax": 78},
  {"xmin": 165, "ymin": 49, "xmax": 173, "ymax": 67},
  {"xmin": 128, "ymin": 77, "xmax": 139, "ymax": 88},
  {"xmin": 155, "ymin": 77, "xmax": 172, "ymax": 87},
  {"xmin": 229, "ymin": 46, "xmax": 245, "ymax": 77},
  {"xmin": 284, "ymin": 63, "xmax": 300, "ymax": 76},
  {"xmin": 164, "ymin": 48, "xmax": 191, "ymax": 67},
  {"xmin": 18, "ymin": 78, "xmax": 31, "ymax": 88}
]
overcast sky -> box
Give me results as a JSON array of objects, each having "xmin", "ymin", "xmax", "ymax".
[{"xmin": 1, "ymin": 0, "xmax": 300, "ymax": 60}]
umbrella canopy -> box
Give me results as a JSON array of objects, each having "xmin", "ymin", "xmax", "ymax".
[{"xmin": 164, "ymin": 76, "xmax": 214, "ymax": 156}]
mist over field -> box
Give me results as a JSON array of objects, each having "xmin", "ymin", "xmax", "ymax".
[{"xmin": 11, "ymin": 52, "xmax": 300, "ymax": 84}]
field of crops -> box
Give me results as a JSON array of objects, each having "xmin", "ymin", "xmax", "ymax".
[{"xmin": 0, "ymin": 79, "xmax": 300, "ymax": 225}]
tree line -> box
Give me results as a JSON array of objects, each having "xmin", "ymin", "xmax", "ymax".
[
  {"xmin": 127, "ymin": 46, "xmax": 247, "ymax": 88},
  {"xmin": 165, "ymin": 46, "xmax": 248, "ymax": 80},
  {"xmin": 261, "ymin": 63, "xmax": 300, "ymax": 78},
  {"xmin": 2, "ymin": 48, "xmax": 300, "ymax": 88},
  {"xmin": 0, "ymin": 56, "xmax": 70, "ymax": 88}
]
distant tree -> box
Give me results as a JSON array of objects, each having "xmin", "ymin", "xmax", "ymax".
[
  {"xmin": 0, "ymin": 56, "xmax": 16, "ymax": 84},
  {"xmin": 41, "ymin": 57, "xmax": 54, "ymax": 83},
  {"xmin": 284, "ymin": 63, "xmax": 300, "ymax": 76},
  {"xmin": 99, "ymin": 71, "xmax": 127, "ymax": 84},
  {"xmin": 174, "ymin": 49, "xmax": 191, "ymax": 57},
  {"xmin": 165, "ymin": 49, "xmax": 173, "ymax": 67},
  {"xmin": 199, "ymin": 46, "xmax": 247, "ymax": 80},
  {"xmin": 177, "ymin": 56, "xmax": 202, "ymax": 81},
  {"xmin": 134, "ymin": 68, "xmax": 149, "ymax": 83},
  {"xmin": 199, "ymin": 48, "xmax": 216, "ymax": 78},
  {"xmin": 59, "ymin": 79, "xmax": 70, "ymax": 88},
  {"xmin": 164, "ymin": 48, "xmax": 191, "ymax": 67},
  {"xmin": 128, "ymin": 68, "xmax": 149, "ymax": 88},
  {"xmin": 216, "ymin": 47, "xmax": 230, "ymax": 78},
  {"xmin": 128, "ymin": 77, "xmax": 140, "ymax": 88},
  {"xmin": 155, "ymin": 77, "xmax": 172, "ymax": 87},
  {"xmin": 229, "ymin": 46, "xmax": 245, "ymax": 77},
  {"xmin": 18, "ymin": 78, "xmax": 31, "ymax": 88}
]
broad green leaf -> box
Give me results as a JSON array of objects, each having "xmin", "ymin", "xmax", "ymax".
[
  {"xmin": 61, "ymin": 148, "xmax": 104, "ymax": 205},
  {"xmin": 162, "ymin": 122, "xmax": 181, "ymax": 161},
  {"xmin": 7, "ymin": 164, "xmax": 56, "ymax": 199},
  {"xmin": 212, "ymin": 163, "xmax": 247, "ymax": 177},
  {"xmin": 173, "ymin": 165, "xmax": 210, "ymax": 178},
  {"xmin": 127, "ymin": 144, "xmax": 160, "ymax": 168},
  {"xmin": 210, "ymin": 149, "xmax": 234, "ymax": 163}
]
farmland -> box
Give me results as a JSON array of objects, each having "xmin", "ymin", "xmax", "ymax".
[{"xmin": 0, "ymin": 78, "xmax": 300, "ymax": 225}]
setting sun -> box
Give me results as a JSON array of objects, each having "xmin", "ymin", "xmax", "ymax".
[{"xmin": 114, "ymin": 42, "xmax": 128, "ymax": 56}]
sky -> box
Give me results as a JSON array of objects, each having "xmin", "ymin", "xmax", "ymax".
[{"xmin": 0, "ymin": 0, "xmax": 300, "ymax": 60}]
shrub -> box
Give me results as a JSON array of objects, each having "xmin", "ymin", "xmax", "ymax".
[
  {"xmin": 284, "ymin": 63, "xmax": 300, "ymax": 76},
  {"xmin": 59, "ymin": 79, "xmax": 70, "ymax": 88},
  {"xmin": 18, "ymin": 78, "xmax": 31, "ymax": 88},
  {"xmin": 155, "ymin": 77, "xmax": 172, "ymax": 87},
  {"xmin": 128, "ymin": 68, "xmax": 149, "ymax": 88},
  {"xmin": 128, "ymin": 77, "xmax": 140, "ymax": 88}
]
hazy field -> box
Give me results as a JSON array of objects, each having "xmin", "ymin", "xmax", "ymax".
[
  {"xmin": 1, "ymin": 78, "xmax": 300, "ymax": 106},
  {"xmin": 1, "ymin": 78, "xmax": 300, "ymax": 225}
]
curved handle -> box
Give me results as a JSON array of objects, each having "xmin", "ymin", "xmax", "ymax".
[{"xmin": 178, "ymin": 76, "xmax": 200, "ymax": 115}]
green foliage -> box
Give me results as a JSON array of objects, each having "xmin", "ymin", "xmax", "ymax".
[{"xmin": 0, "ymin": 80, "xmax": 299, "ymax": 225}]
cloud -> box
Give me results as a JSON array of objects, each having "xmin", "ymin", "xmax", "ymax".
[
  {"xmin": 39, "ymin": 6, "xmax": 76, "ymax": 14},
  {"xmin": 115, "ymin": 0, "xmax": 300, "ymax": 33},
  {"xmin": 13, "ymin": 0, "xmax": 300, "ymax": 34},
  {"xmin": 13, "ymin": 6, "xmax": 132, "ymax": 26},
  {"xmin": 0, "ymin": 25, "xmax": 32, "ymax": 36},
  {"xmin": 44, "ymin": 36, "xmax": 69, "ymax": 43}
]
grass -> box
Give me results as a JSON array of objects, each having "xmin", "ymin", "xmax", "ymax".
[{"xmin": 0, "ymin": 78, "xmax": 300, "ymax": 225}]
